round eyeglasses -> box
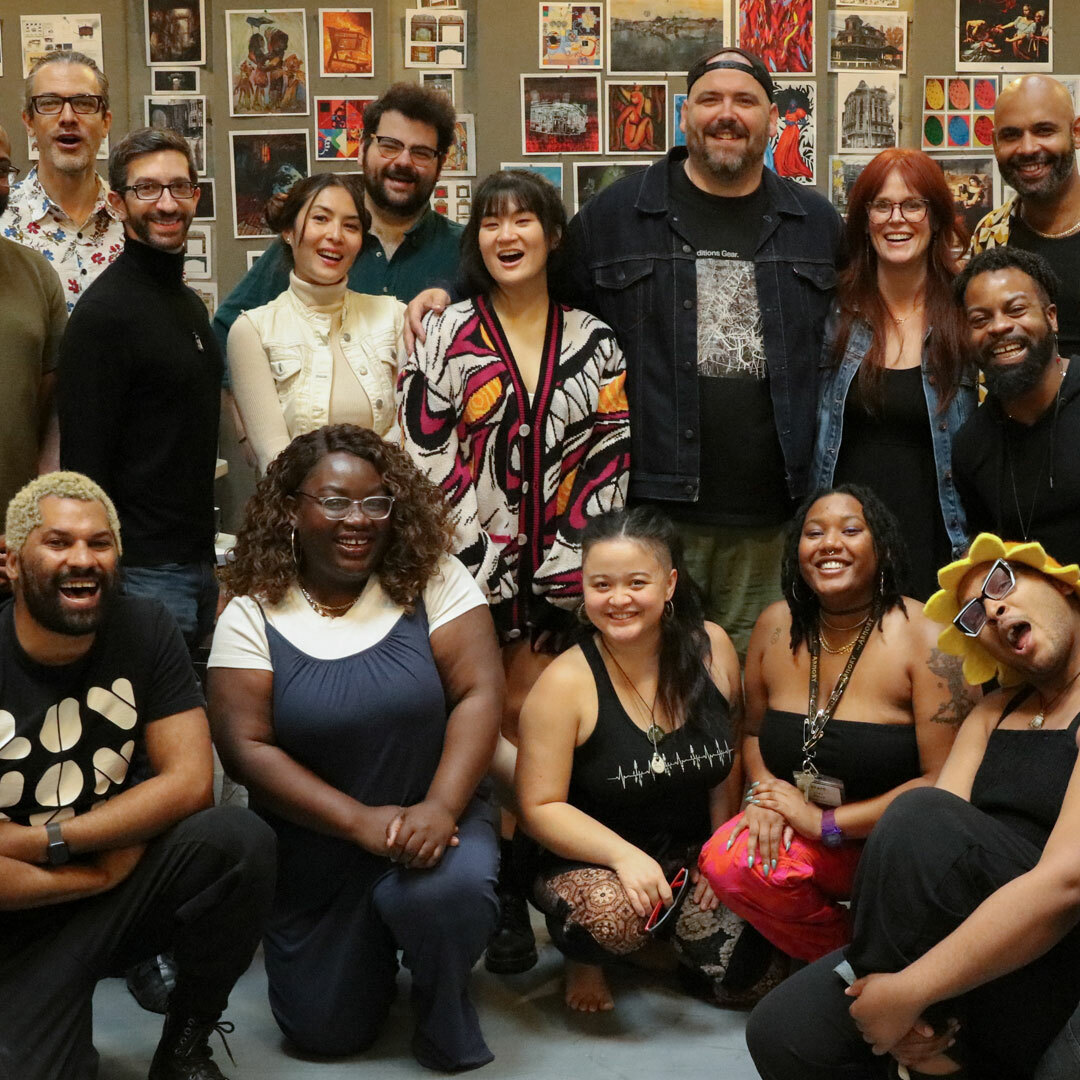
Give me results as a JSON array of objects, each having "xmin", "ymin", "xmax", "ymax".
[
  {"xmin": 371, "ymin": 135, "xmax": 439, "ymax": 165},
  {"xmin": 294, "ymin": 491, "xmax": 395, "ymax": 521},
  {"xmin": 867, "ymin": 197, "xmax": 930, "ymax": 224}
]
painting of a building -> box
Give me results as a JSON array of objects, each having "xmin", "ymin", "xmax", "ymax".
[
  {"xmin": 842, "ymin": 79, "xmax": 896, "ymax": 148},
  {"xmin": 830, "ymin": 14, "xmax": 903, "ymax": 68}
]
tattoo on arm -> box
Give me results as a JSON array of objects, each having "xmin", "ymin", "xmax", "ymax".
[
  {"xmin": 927, "ymin": 648, "xmax": 978, "ymax": 725},
  {"xmin": 769, "ymin": 625, "xmax": 782, "ymax": 645}
]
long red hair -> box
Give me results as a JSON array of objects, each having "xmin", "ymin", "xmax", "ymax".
[{"xmin": 832, "ymin": 148, "xmax": 970, "ymax": 411}]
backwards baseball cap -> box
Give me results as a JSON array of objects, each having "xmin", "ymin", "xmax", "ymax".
[{"xmin": 686, "ymin": 48, "xmax": 775, "ymax": 100}]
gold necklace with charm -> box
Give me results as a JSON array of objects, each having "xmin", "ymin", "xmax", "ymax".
[
  {"xmin": 299, "ymin": 581, "xmax": 357, "ymax": 618},
  {"xmin": 600, "ymin": 638, "xmax": 669, "ymax": 775},
  {"xmin": 1030, "ymin": 667, "xmax": 1080, "ymax": 729}
]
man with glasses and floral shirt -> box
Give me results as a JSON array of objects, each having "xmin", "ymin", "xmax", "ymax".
[{"xmin": 1, "ymin": 52, "xmax": 123, "ymax": 313}]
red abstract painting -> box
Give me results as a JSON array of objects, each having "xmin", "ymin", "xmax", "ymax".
[{"xmin": 739, "ymin": 0, "xmax": 815, "ymax": 75}]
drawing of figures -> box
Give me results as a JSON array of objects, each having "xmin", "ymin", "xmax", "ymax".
[
  {"xmin": 607, "ymin": 81, "xmax": 668, "ymax": 154},
  {"xmin": 226, "ymin": 9, "xmax": 310, "ymax": 116},
  {"xmin": 768, "ymin": 83, "xmax": 815, "ymax": 183}
]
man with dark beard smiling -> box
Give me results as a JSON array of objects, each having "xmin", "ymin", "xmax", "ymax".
[
  {"xmin": 952, "ymin": 247, "xmax": 1080, "ymax": 564},
  {"xmin": 968, "ymin": 75, "xmax": 1080, "ymax": 358}
]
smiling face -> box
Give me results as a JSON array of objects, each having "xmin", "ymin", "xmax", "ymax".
[
  {"xmin": 361, "ymin": 109, "xmax": 442, "ymax": 219},
  {"xmin": 290, "ymin": 451, "xmax": 394, "ymax": 596},
  {"xmin": 868, "ymin": 168, "xmax": 933, "ymax": 273},
  {"xmin": 284, "ymin": 184, "xmax": 364, "ymax": 286},
  {"xmin": 108, "ymin": 149, "xmax": 197, "ymax": 253},
  {"xmin": 22, "ymin": 61, "xmax": 111, "ymax": 180},
  {"xmin": 477, "ymin": 200, "xmax": 552, "ymax": 294},
  {"xmin": 797, "ymin": 493, "xmax": 878, "ymax": 611},
  {"xmin": 582, "ymin": 537, "xmax": 676, "ymax": 646}
]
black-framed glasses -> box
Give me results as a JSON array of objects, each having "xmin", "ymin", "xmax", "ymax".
[
  {"xmin": 0, "ymin": 164, "xmax": 20, "ymax": 182},
  {"xmin": 118, "ymin": 180, "xmax": 198, "ymax": 201},
  {"xmin": 295, "ymin": 491, "xmax": 395, "ymax": 521},
  {"xmin": 867, "ymin": 197, "xmax": 930, "ymax": 223},
  {"xmin": 372, "ymin": 135, "xmax": 439, "ymax": 164},
  {"xmin": 30, "ymin": 93, "xmax": 107, "ymax": 116},
  {"xmin": 953, "ymin": 559, "xmax": 1016, "ymax": 637}
]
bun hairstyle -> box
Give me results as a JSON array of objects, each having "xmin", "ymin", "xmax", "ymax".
[{"xmin": 265, "ymin": 173, "xmax": 371, "ymax": 260}]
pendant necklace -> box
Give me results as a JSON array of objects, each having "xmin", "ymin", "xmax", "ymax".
[
  {"xmin": 1030, "ymin": 666, "xmax": 1080, "ymax": 729},
  {"xmin": 600, "ymin": 638, "xmax": 669, "ymax": 775},
  {"xmin": 299, "ymin": 582, "xmax": 357, "ymax": 618}
]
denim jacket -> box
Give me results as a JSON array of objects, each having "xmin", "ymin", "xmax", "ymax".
[
  {"xmin": 811, "ymin": 307, "xmax": 977, "ymax": 555},
  {"xmin": 564, "ymin": 148, "xmax": 844, "ymax": 505}
]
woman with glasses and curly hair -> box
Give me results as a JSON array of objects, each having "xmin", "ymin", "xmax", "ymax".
[{"xmin": 207, "ymin": 423, "xmax": 502, "ymax": 1071}]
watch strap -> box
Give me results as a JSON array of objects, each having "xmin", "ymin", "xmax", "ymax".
[
  {"xmin": 46, "ymin": 821, "xmax": 70, "ymax": 866},
  {"xmin": 820, "ymin": 809, "xmax": 844, "ymax": 848}
]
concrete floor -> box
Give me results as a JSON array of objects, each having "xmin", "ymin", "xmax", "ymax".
[{"xmin": 93, "ymin": 917, "xmax": 759, "ymax": 1079}]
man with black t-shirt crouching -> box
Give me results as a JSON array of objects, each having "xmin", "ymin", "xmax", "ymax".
[{"xmin": 0, "ymin": 471, "xmax": 274, "ymax": 1080}]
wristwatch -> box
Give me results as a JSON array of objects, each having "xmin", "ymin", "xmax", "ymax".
[
  {"xmin": 820, "ymin": 809, "xmax": 844, "ymax": 849},
  {"xmin": 45, "ymin": 822, "xmax": 70, "ymax": 866}
]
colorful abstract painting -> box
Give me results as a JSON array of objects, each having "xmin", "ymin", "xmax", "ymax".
[
  {"xmin": 607, "ymin": 81, "xmax": 667, "ymax": 154},
  {"xmin": 738, "ymin": 0, "xmax": 814, "ymax": 75}
]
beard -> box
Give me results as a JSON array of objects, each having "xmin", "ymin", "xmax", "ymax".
[
  {"xmin": 685, "ymin": 117, "xmax": 768, "ymax": 184},
  {"xmin": 19, "ymin": 563, "xmax": 119, "ymax": 637},
  {"xmin": 126, "ymin": 208, "xmax": 192, "ymax": 252},
  {"xmin": 999, "ymin": 148, "xmax": 1075, "ymax": 202},
  {"xmin": 362, "ymin": 157, "xmax": 435, "ymax": 218},
  {"xmin": 980, "ymin": 325, "xmax": 1057, "ymax": 399}
]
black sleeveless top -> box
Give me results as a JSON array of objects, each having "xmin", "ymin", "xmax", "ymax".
[
  {"xmin": 565, "ymin": 637, "xmax": 735, "ymax": 854},
  {"xmin": 970, "ymin": 688, "xmax": 1080, "ymax": 850}
]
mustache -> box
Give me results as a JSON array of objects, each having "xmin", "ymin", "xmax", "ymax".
[
  {"xmin": 704, "ymin": 118, "xmax": 750, "ymax": 139},
  {"xmin": 384, "ymin": 165, "xmax": 418, "ymax": 182}
]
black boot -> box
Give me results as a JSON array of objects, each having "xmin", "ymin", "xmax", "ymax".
[
  {"xmin": 484, "ymin": 838, "xmax": 538, "ymax": 974},
  {"xmin": 148, "ymin": 1012, "xmax": 236, "ymax": 1080},
  {"xmin": 125, "ymin": 952, "xmax": 177, "ymax": 1014}
]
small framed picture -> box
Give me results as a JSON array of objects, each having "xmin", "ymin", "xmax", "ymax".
[
  {"xmin": 194, "ymin": 178, "xmax": 216, "ymax": 221},
  {"xmin": 247, "ymin": 249, "xmax": 267, "ymax": 269},
  {"xmin": 189, "ymin": 281, "xmax": 218, "ymax": 318},
  {"xmin": 418, "ymin": 69, "xmax": 456, "ymax": 104},
  {"xmin": 152, "ymin": 67, "xmax": 200, "ymax": 94},
  {"xmin": 184, "ymin": 224, "xmax": 212, "ymax": 279},
  {"xmin": 145, "ymin": 95, "xmax": 208, "ymax": 175},
  {"xmin": 443, "ymin": 113, "xmax": 475, "ymax": 176}
]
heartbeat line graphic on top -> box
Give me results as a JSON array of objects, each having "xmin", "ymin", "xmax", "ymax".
[{"xmin": 607, "ymin": 739, "xmax": 734, "ymax": 789}]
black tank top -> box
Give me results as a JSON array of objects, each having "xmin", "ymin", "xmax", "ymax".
[
  {"xmin": 566, "ymin": 637, "xmax": 735, "ymax": 854},
  {"xmin": 970, "ymin": 688, "xmax": 1080, "ymax": 849}
]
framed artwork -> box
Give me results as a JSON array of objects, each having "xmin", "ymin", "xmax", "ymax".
[
  {"xmin": 431, "ymin": 179, "xmax": 472, "ymax": 224},
  {"xmin": 738, "ymin": 0, "xmax": 814, "ymax": 75},
  {"xmin": 956, "ymin": 0, "xmax": 1051, "ymax": 72},
  {"xmin": 606, "ymin": 81, "xmax": 667, "ymax": 154},
  {"xmin": 319, "ymin": 9, "xmax": 374, "ymax": 77},
  {"xmin": 315, "ymin": 95, "xmax": 374, "ymax": 160},
  {"xmin": 184, "ymin": 224, "xmax": 212, "ymax": 280},
  {"xmin": 827, "ymin": 9, "xmax": 906, "ymax": 74},
  {"xmin": 836, "ymin": 0, "xmax": 897, "ymax": 6},
  {"xmin": 828, "ymin": 154, "xmax": 874, "ymax": 216},
  {"xmin": 930, "ymin": 154, "xmax": 1001, "ymax": 239},
  {"xmin": 145, "ymin": 95, "xmax": 208, "ymax": 175},
  {"xmin": 145, "ymin": 0, "xmax": 206, "ymax": 65},
  {"xmin": 419, "ymin": 70, "xmax": 456, "ymax": 103},
  {"xmin": 573, "ymin": 160, "xmax": 649, "ymax": 212},
  {"xmin": 194, "ymin": 177, "xmax": 215, "ymax": 220},
  {"xmin": 836, "ymin": 72, "xmax": 899, "ymax": 154},
  {"xmin": 189, "ymin": 282, "xmax": 218, "ymax": 318},
  {"xmin": 153, "ymin": 67, "xmax": 200, "ymax": 93},
  {"xmin": 521, "ymin": 73, "xmax": 601, "ymax": 155},
  {"xmin": 540, "ymin": 3, "xmax": 602, "ymax": 69},
  {"xmin": 607, "ymin": 0, "xmax": 726, "ymax": 76},
  {"xmin": 404, "ymin": 8, "xmax": 467, "ymax": 68},
  {"xmin": 443, "ymin": 114, "xmax": 476, "ymax": 177},
  {"xmin": 673, "ymin": 91, "xmax": 687, "ymax": 146},
  {"xmin": 768, "ymin": 81, "xmax": 815, "ymax": 184},
  {"xmin": 20, "ymin": 14, "xmax": 105, "ymax": 79},
  {"xmin": 226, "ymin": 9, "xmax": 310, "ymax": 117},
  {"xmin": 500, "ymin": 162, "xmax": 565, "ymax": 195},
  {"xmin": 921, "ymin": 75, "xmax": 998, "ymax": 153},
  {"xmin": 246, "ymin": 249, "xmax": 266, "ymax": 269},
  {"xmin": 229, "ymin": 129, "xmax": 311, "ymax": 238}
]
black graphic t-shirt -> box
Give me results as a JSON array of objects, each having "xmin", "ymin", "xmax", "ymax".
[
  {"xmin": 666, "ymin": 159, "xmax": 793, "ymax": 526},
  {"xmin": 0, "ymin": 595, "xmax": 204, "ymax": 826}
]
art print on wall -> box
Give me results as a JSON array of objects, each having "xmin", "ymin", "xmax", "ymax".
[
  {"xmin": 247, "ymin": 249, "xmax": 266, "ymax": 269},
  {"xmin": 405, "ymin": 8, "xmax": 467, "ymax": 68},
  {"xmin": 431, "ymin": 179, "xmax": 471, "ymax": 223},
  {"xmin": 956, "ymin": 0, "xmax": 1052, "ymax": 72},
  {"xmin": 319, "ymin": 9, "xmax": 374, "ymax": 77},
  {"xmin": 922, "ymin": 75, "xmax": 998, "ymax": 152},
  {"xmin": 145, "ymin": 96, "xmax": 207, "ymax": 174},
  {"xmin": 443, "ymin": 114, "xmax": 476, "ymax": 176},
  {"xmin": 315, "ymin": 96, "xmax": 374, "ymax": 159},
  {"xmin": 606, "ymin": 81, "xmax": 667, "ymax": 154},
  {"xmin": 153, "ymin": 67, "xmax": 200, "ymax": 93},
  {"xmin": 835, "ymin": 72, "xmax": 899, "ymax": 154},
  {"xmin": 184, "ymin": 224, "xmax": 212, "ymax": 279},
  {"xmin": 226, "ymin": 9, "xmax": 310, "ymax": 117},
  {"xmin": 145, "ymin": 0, "xmax": 206, "ymax": 65},
  {"xmin": 607, "ymin": 1, "xmax": 726, "ymax": 76},
  {"xmin": 836, "ymin": 0, "xmax": 897, "ymax": 6},
  {"xmin": 828, "ymin": 154, "xmax": 874, "ymax": 216},
  {"xmin": 574, "ymin": 160, "xmax": 649, "ymax": 212},
  {"xmin": 194, "ymin": 177, "xmax": 215, "ymax": 220},
  {"xmin": 673, "ymin": 91, "xmax": 687, "ymax": 146},
  {"xmin": 501, "ymin": 162, "xmax": 565, "ymax": 195},
  {"xmin": 230, "ymin": 129, "xmax": 311, "ymax": 238},
  {"xmin": 418, "ymin": 70, "xmax": 456, "ymax": 103},
  {"xmin": 20, "ymin": 14, "xmax": 105, "ymax": 79},
  {"xmin": 738, "ymin": 0, "xmax": 814, "ymax": 75},
  {"xmin": 930, "ymin": 154, "xmax": 1001, "ymax": 238},
  {"xmin": 828, "ymin": 9, "xmax": 906, "ymax": 73},
  {"xmin": 521, "ymin": 73, "xmax": 601, "ymax": 155},
  {"xmin": 540, "ymin": 3, "xmax": 602, "ymax": 69},
  {"xmin": 768, "ymin": 81, "xmax": 815, "ymax": 184},
  {"xmin": 190, "ymin": 282, "xmax": 218, "ymax": 317}
]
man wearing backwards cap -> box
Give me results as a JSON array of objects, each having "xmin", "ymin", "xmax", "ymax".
[{"xmin": 746, "ymin": 532, "xmax": 1080, "ymax": 1080}]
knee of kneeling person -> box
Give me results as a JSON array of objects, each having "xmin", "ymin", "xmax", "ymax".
[
  {"xmin": 383, "ymin": 862, "xmax": 498, "ymax": 935},
  {"xmin": 273, "ymin": 999, "xmax": 384, "ymax": 1057},
  {"xmin": 876, "ymin": 786, "xmax": 962, "ymax": 836}
]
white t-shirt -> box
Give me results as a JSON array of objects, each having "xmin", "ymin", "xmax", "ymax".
[{"xmin": 209, "ymin": 554, "xmax": 486, "ymax": 671}]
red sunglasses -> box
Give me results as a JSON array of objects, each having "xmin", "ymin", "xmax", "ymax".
[{"xmin": 644, "ymin": 867, "xmax": 690, "ymax": 934}]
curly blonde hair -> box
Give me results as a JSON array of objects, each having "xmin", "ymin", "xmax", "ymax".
[
  {"xmin": 219, "ymin": 425, "xmax": 455, "ymax": 610},
  {"xmin": 5, "ymin": 472, "xmax": 122, "ymax": 556}
]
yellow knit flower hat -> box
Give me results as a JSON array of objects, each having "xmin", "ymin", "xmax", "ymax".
[{"xmin": 923, "ymin": 533, "xmax": 1080, "ymax": 687}]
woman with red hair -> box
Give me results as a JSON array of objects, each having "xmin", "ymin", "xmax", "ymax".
[{"xmin": 812, "ymin": 148, "xmax": 977, "ymax": 600}]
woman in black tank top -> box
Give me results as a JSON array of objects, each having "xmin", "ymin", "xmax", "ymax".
[{"xmin": 516, "ymin": 507, "xmax": 749, "ymax": 1013}]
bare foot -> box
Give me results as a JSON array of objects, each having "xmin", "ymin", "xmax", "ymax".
[{"xmin": 565, "ymin": 960, "xmax": 614, "ymax": 1012}]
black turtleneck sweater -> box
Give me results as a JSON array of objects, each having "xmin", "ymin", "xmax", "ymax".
[{"xmin": 58, "ymin": 237, "xmax": 223, "ymax": 566}]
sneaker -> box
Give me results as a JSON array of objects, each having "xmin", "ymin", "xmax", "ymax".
[
  {"xmin": 484, "ymin": 884, "xmax": 538, "ymax": 974},
  {"xmin": 148, "ymin": 1013, "xmax": 236, "ymax": 1080},
  {"xmin": 125, "ymin": 952, "xmax": 177, "ymax": 1015}
]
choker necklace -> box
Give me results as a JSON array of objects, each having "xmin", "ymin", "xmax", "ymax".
[
  {"xmin": 299, "ymin": 582, "xmax": 357, "ymax": 618},
  {"xmin": 819, "ymin": 610, "xmax": 872, "ymax": 632},
  {"xmin": 1030, "ymin": 666, "xmax": 1080, "ymax": 728},
  {"xmin": 599, "ymin": 637, "xmax": 669, "ymax": 775},
  {"xmin": 1022, "ymin": 205, "xmax": 1080, "ymax": 240}
]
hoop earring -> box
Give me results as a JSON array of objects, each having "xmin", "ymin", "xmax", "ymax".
[
  {"xmin": 291, "ymin": 527, "xmax": 302, "ymax": 572},
  {"xmin": 792, "ymin": 574, "xmax": 808, "ymax": 603},
  {"xmin": 576, "ymin": 600, "xmax": 591, "ymax": 625},
  {"xmin": 663, "ymin": 599, "xmax": 674, "ymax": 620},
  {"xmin": 878, "ymin": 568, "xmax": 886, "ymax": 600}
]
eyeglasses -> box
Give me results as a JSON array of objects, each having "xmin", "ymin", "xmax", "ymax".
[
  {"xmin": 371, "ymin": 135, "xmax": 439, "ymax": 165},
  {"xmin": 952, "ymin": 559, "xmax": 1016, "ymax": 637},
  {"xmin": 0, "ymin": 164, "xmax": 20, "ymax": 182},
  {"xmin": 295, "ymin": 491, "xmax": 395, "ymax": 521},
  {"xmin": 30, "ymin": 93, "xmax": 107, "ymax": 116},
  {"xmin": 117, "ymin": 180, "xmax": 198, "ymax": 201},
  {"xmin": 867, "ymin": 197, "xmax": 930, "ymax": 223}
]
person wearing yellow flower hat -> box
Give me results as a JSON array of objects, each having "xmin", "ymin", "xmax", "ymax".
[{"xmin": 745, "ymin": 531, "xmax": 1080, "ymax": 1080}]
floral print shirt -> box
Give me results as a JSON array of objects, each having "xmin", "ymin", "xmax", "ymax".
[{"xmin": 0, "ymin": 168, "xmax": 125, "ymax": 312}]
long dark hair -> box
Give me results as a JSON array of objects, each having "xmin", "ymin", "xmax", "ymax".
[
  {"xmin": 781, "ymin": 484, "xmax": 909, "ymax": 653},
  {"xmin": 581, "ymin": 506, "xmax": 712, "ymax": 731}
]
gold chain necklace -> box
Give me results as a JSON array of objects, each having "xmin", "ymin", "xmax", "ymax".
[
  {"xmin": 1021, "ymin": 205, "xmax": 1080, "ymax": 240},
  {"xmin": 299, "ymin": 582, "xmax": 357, "ymax": 618},
  {"xmin": 817, "ymin": 611, "xmax": 871, "ymax": 655}
]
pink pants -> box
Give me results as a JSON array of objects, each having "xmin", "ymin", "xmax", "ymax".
[{"xmin": 699, "ymin": 813, "xmax": 863, "ymax": 961}]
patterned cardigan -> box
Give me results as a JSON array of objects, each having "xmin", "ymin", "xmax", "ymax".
[{"xmin": 398, "ymin": 295, "xmax": 630, "ymax": 637}]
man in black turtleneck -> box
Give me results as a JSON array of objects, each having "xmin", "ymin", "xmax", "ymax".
[{"xmin": 58, "ymin": 127, "xmax": 221, "ymax": 651}]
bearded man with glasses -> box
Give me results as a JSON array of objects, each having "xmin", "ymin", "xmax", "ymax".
[{"xmin": 0, "ymin": 51, "xmax": 124, "ymax": 313}]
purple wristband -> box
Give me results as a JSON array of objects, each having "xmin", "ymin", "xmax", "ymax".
[{"xmin": 821, "ymin": 809, "xmax": 844, "ymax": 849}]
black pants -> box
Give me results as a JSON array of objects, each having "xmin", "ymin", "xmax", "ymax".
[
  {"xmin": 747, "ymin": 789, "xmax": 1080, "ymax": 1080},
  {"xmin": 0, "ymin": 806, "xmax": 276, "ymax": 1080}
]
